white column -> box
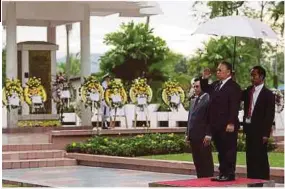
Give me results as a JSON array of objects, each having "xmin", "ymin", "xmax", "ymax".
[
  {"xmin": 6, "ymin": 2, "xmax": 17, "ymax": 79},
  {"xmin": 51, "ymin": 50, "xmax": 57, "ymax": 114},
  {"xmin": 6, "ymin": 2, "xmax": 18, "ymax": 128},
  {"xmin": 80, "ymin": 5, "xmax": 92, "ymax": 126},
  {"xmin": 47, "ymin": 26, "xmax": 56, "ymax": 44},
  {"xmin": 47, "ymin": 26, "xmax": 57, "ymax": 114},
  {"xmin": 21, "ymin": 50, "xmax": 29, "ymax": 115}
]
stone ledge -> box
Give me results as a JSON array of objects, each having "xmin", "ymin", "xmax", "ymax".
[
  {"xmin": 66, "ymin": 153, "xmax": 284, "ymax": 183},
  {"xmin": 18, "ymin": 114, "xmax": 60, "ymax": 121},
  {"xmin": 51, "ymin": 128, "xmax": 187, "ymax": 137},
  {"xmin": 3, "ymin": 126, "xmax": 92, "ymax": 133}
]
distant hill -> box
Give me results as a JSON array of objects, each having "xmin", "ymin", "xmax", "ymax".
[{"xmin": 57, "ymin": 53, "xmax": 103, "ymax": 73}]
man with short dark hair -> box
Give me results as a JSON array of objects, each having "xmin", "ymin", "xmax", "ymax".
[
  {"xmin": 242, "ymin": 66, "xmax": 275, "ymax": 186},
  {"xmin": 200, "ymin": 61, "xmax": 241, "ymax": 181},
  {"xmin": 186, "ymin": 78, "xmax": 214, "ymax": 178}
]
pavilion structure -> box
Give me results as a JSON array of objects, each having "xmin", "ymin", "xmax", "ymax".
[{"xmin": 2, "ymin": 1, "xmax": 162, "ymax": 128}]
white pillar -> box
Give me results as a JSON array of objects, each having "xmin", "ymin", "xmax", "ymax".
[
  {"xmin": 6, "ymin": 2, "xmax": 17, "ymax": 79},
  {"xmin": 51, "ymin": 50, "xmax": 57, "ymax": 114},
  {"xmin": 80, "ymin": 5, "xmax": 92, "ymax": 126},
  {"xmin": 47, "ymin": 26, "xmax": 56, "ymax": 44},
  {"xmin": 47, "ymin": 26, "xmax": 57, "ymax": 114},
  {"xmin": 6, "ymin": 2, "xmax": 18, "ymax": 128},
  {"xmin": 21, "ymin": 50, "xmax": 29, "ymax": 115}
]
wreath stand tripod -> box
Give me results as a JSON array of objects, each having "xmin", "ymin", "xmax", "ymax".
[
  {"xmin": 91, "ymin": 100, "xmax": 101, "ymax": 134},
  {"xmin": 133, "ymin": 104, "xmax": 150, "ymax": 131}
]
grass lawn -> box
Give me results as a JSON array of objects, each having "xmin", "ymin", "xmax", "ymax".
[{"xmin": 141, "ymin": 152, "xmax": 284, "ymax": 168}]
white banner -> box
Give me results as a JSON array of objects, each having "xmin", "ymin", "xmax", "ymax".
[
  {"xmin": 32, "ymin": 95, "xmax": 42, "ymax": 104},
  {"xmin": 137, "ymin": 97, "xmax": 147, "ymax": 105},
  {"xmin": 61, "ymin": 90, "xmax": 71, "ymax": 99},
  {"xmin": 8, "ymin": 94, "xmax": 20, "ymax": 106},
  {"xmin": 111, "ymin": 94, "xmax": 122, "ymax": 103},
  {"xmin": 90, "ymin": 92, "xmax": 100, "ymax": 101},
  {"xmin": 170, "ymin": 95, "xmax": 180, "ymax": 104}
]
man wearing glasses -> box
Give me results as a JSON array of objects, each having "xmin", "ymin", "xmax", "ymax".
[
  {"xmin": 186, "ymin": 78, "xmax": 214, "ymax": 178},
  {"xmin": 200, "ymin": 61, "xmax": 241, "ymax": 181}
]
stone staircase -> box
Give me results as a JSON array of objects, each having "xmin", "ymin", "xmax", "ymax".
[{"xmin": 2, "ymin": 144, "xmax": 77, "ymax": 169}]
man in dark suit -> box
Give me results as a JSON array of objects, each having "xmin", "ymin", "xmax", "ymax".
[
  {"xmin": 242, "ymin": 66, "xmax": 275, "ymax": 186},
  {"xmin": 186, "ymin": 78, "xmax": 214, "ymax": 178},
  {"xmin": 200, "ymin": 61, "xmax": 241, "ymax": 181}
]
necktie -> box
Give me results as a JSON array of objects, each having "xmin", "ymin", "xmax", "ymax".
[
  {"xmin": 247, "ymin": 87, "xmax": 255, "ymax": 117},
  {"xmin": 215, "ymin": 81, "xmax": 222, "ymax": 91}
]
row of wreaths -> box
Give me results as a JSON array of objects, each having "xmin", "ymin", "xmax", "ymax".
[
  {"xmin": 3, "ymin": 75, "xmax": 284, "ymax": 113},
  {"xmin": 80, "ymin": 76, "xmax": 185, "ymax": 110},
  {"xmin": 2, "ymin": 76, "xmax": 186, "ymax": 110}
]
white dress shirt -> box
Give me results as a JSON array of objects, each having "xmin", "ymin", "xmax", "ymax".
[
  {"xmin": 219, "ymin": 76, "xmax": 232, "ymax": 90},
  {"xmin": 250, "ymin": 83, "xmax": 264, "ymax": 115}
]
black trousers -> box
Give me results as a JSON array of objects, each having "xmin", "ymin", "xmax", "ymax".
[
  {"xmin": 246, "ymin": 132, "xmax": 270, "ymax": 180},
  {"xmin": 212, "ymin": 130, "xmax": 238, "ymax": 176},
  {"xmin": 190, "ymin": 139, "xmax": 214, "ymax": 178}
]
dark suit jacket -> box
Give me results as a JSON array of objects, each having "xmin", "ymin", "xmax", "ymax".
[
  {"xmin": 200, "ymin": 77, "xmax": 242, "ymax": 132},
  {"xmin": 242, "ymin": 86, "xmax": 275, "ymax": 137},
  {"xmin": 187, "ymin": 93, "xmax": 210, "ymax": 141}
]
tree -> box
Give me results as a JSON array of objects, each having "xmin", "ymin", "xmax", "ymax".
[
  {"xmin": 269, "ymin": 1, "xmax": 284, "ymax": 36},
  {"xmin": 57, "ymin": 53, "xmax": 81, "ymax": 77},
  {"xmin": 99, "ymin": 21, "xmax": 169, "ymax": 82}
]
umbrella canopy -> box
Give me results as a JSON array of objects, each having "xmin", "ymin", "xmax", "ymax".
[
  {"xmin": 193, "ymin": 16, "xmax": 278, "ymax": 71},
  {"xmin": 193, "ymin": 16, "xmax": 278, "ymax": 40}
]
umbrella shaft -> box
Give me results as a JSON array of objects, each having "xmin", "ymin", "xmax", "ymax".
[{"xmin": 233, "ymin": 36, "xmax": 237, "ymax": 71}]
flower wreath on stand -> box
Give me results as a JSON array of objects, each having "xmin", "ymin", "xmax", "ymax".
[
  {"xmin": 104, "ymin": 78, "xmax": 127, "ymax": 128},
  {"xmin": 24, "ymin": 77, "xmax": 47, "ymax": 113},
  {"xmin": 272, "ymin": 89, "xmax": 284, "ymax": 113},
  {"xmin": 80, "ymin": 75, "xmax": 104, "ymax": 131},
  {"xmin": 80, "ymin": 75, "xmax": 104, "ymax": 110},
  {"xmin": 52, "ymin": 72, "xmax": 75, "ymax": 122},
  {"xmin": 129, "ymin": 78, "xmax": 152, "ymax": 129},
  {"xmin": 2, "ymin": 78, "xmax": 24, "ymax": 110},
  {"xmin": 162, "ymin": 80, "xmax": 185, "ymax": 111}
]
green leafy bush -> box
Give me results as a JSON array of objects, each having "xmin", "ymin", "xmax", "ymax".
[{"xmin": 66, "ymin": 133, "xmax": 276, "ymax": 157}]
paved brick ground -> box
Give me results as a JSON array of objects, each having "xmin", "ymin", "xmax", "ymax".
[{"xmin": 2, "ymin": 166, "xmax": 193, "ymax": 187}]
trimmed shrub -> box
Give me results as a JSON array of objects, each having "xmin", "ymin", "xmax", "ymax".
[{"xmin": 66, "ymin": 133, "xmax": 277, "ymax": 157}]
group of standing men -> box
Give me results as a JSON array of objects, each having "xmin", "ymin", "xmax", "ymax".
[{"xmin": 186, "ymin": 61, "xmax": 275, "ymax": 185}]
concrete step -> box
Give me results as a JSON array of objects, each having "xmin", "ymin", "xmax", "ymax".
[
  {"xmin": 2, "ymin": 143, "xmax": 57, "ymax": 152},
  {"xmin": 3, "ymin": 150, "xmax": 65, "ymax": 160},
  {"xmin": 3, "ymin": 158, "xmax": 77, "ymax": 169}
]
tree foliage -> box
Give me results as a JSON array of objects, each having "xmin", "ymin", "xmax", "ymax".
[{"xmin": 99, "ymin": 21, "xmax": 169, "ymax": 81}]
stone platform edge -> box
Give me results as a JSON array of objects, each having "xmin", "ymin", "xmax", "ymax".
[{"xmin": 66, "ymin": 153, "xmax": 284, "ymax": 183}]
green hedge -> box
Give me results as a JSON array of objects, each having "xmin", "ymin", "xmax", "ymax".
[{"xmin": 66, "ymin": 133, "xmax": 276, "ymax": 157}]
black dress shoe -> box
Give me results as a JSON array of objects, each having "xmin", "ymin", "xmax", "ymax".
[
  {"xmin": 211, "ymin": 175, "xmax": 223, "ymax": 181},
  {"xmin": 217, "ymin": 175, "xmax": 235, "ymax": 182}
]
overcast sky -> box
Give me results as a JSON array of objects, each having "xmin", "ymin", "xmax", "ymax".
[
  {"xmin": 2, "ymin": 1, "xmax": 213, "ymax": 58},
  {"xmin": 2, "ymin": 1, "xmax": 275, "ymax": 59}
]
